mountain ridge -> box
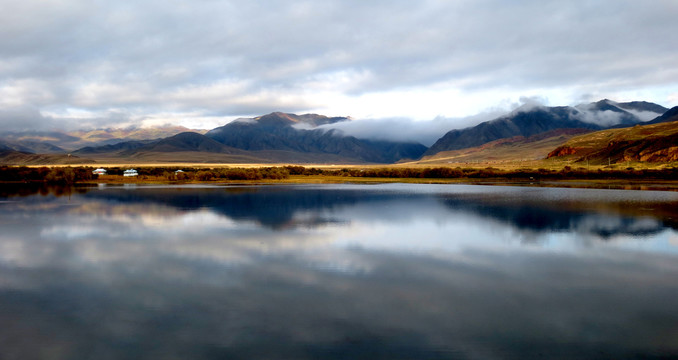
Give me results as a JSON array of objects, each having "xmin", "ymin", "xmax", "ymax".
[
  {"xmin": 0, "ymin": 125, "xmax": 206, "ymax": 153},
  {"xmin": 3, "ymin": 100, "xmax": 673, "ymax": 165},
  {"xmin": 424, "ymin": 100, "xmax": 668, "ymax": 157},
  {"xmin": 203, "ymin": 112, "xmax": 427, "ymax": 163}
]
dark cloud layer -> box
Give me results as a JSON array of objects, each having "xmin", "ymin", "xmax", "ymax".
[{"xmin": 0, "ymin": 1, "xmax": 677, "ymax": 130}]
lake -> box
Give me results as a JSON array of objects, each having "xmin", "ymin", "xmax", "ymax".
[{"xmin": 1, "ymin": 183, "xmax": 678, "ymax": 359}]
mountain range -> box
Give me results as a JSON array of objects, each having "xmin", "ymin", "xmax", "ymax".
[
  {"xmin": 424, "ymin": 100, "xmax": 668, "ymax": 156},
  {"xmin": 1, "ymin": 100, "xmax": 676, "ymax": 165},
  {"xmin": 70, "ymin": 112, "xmax": 428, "ymax": 164},
  {"xmin": 0, "ymin": 125, "xmax": 204, "ymax": 154}
]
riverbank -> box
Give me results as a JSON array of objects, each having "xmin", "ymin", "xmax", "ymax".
[{"xmin": 2, "ymin": 165, "xmax": 678, "ymax": 191}]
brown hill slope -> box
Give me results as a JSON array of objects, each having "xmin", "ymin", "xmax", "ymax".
[
  {"xmin": 547, "ymin": 120, "xmax": 678, "ymax": 164},
  {"xmin": 414, "ymin": 129, "xmax": 590, "ymax": 165},
  {"xmin": 0, "ymin": 150, "xmax": 95, "ymax": 165},
  {"xmin": 68, "ymin": 126, "xmax": 207, "ymax": 145},
  {"xmin": 1, "ymin": 126, "xmax": 207, "ymax": 153}
]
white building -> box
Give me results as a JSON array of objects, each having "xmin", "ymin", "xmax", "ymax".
[
  {"xmin": 92, "ymin": 168, "xmax": 107, "ymax": 175},
  {"xmin": 123, "ymin": 169, "xmax": 138, "ymax": 177}
]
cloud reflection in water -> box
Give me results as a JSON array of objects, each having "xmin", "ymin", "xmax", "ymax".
[{"xmin": 0, "ymin": 184, "xmax": 678, "ymax": 359}]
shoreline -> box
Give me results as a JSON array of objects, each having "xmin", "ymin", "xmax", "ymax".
[
  {"xmin": 2, "ymin": 165, "xmax": 678, "ymax": 191},
  {"xmin": 4, "ymin": 176, "xmax": 678, "ymax": 192}
]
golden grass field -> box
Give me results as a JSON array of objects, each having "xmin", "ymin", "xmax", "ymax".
[
  {"xmin": 34, "ymin": 158, "xmax": 677, "ymax": 171},
  {"xmin": 72, "ymin": 173, "xmax": 678, "ymax": 193},
  {"xmin": 5, "ymin": 160, "xmax": 678, "ymax": 191}
]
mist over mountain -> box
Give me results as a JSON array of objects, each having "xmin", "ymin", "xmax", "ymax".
[
  {"xmin": 0, "ymin": 125, "xmax": 204, "ymax": 154},
  {"xmin": 424, "ymin": 100, "xmax": 668, "ymax": 156},
  {"xmin": 315, "ymin": 110, "xmax": 509, "ymax": 147},
  {"xmin": 574, "ymin": 99, "xmax": 667, "ymax": 127},
  {"xmin": 309, "ymin": 99, "xmax": 668, "ymax": 147},
  {"xmin": 72, "ymin": 112, "xmax": 427, "ymax": 163},
  {"xmin": 5, "ymin": 99, "xmax": 673, "ymax": 165},
  {"xmin": 645, "ymin": 106, "xmax": 678, "ymax": 125},
  {"xmin": 205, "ymin": 113, "xmax": 350, "ymax": 151},
  {"xmin": 0, "ymin": 139, "xmax": 65, "ymax": 154},
  {"xmin": 204, "ymin": 112, "xmax": 427, "ymax": 163},
  {"xmin": 615, "ymin": 101, "xmax": 669, "ymax": 118}
]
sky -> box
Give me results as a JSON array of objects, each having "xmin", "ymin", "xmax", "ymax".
[{"xmin": 0, "ymin": 0, "xmax": 677, "ymax": 134}]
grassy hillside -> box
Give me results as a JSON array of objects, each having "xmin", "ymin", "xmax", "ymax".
[
  {"xmin": 0, "ymin": 150, "xmax": 95, "ymax": 165},
  {"xmin": 547, "ymin": 120, "xmax": 678, "ymax": 164},
  {"xmin": 413, "ymin": 129, "xmax": 590, "ymax": 165}
]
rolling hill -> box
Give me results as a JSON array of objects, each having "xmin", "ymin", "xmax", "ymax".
[
  {"xmin": 113, "ymin": 132, "xmax": 269, "ymax": 163},
  {"xmin": 0, "ymin": 125, "xmax": 205, "ymax": 153},
  {"xmin": 68, "ymin": 125, "xmax": 206, "ymax": 147},
  {"xmin": 122, "ymin": 132, "xmax": 245, "ymax": 154},
  {"xmin": 0, "ymin": 150, "xmax": 94, "ymax": 165},
  {"xmin": 415, "ymin": 129, "xmax": 592, "ymax": 165},
  {"xmin": 547, "ymin": 111, "xmax": 678, "ymax": 164}
]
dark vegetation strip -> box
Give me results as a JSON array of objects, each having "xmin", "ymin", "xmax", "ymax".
[{"xmin": 1, "ymin": 165, "xmax": 678, "ymax": 184}]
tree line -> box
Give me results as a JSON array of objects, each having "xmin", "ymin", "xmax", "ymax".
[
  {"xmin": 0, "ymin": 166, "xmax": 292, "ymax": 183},
  {"xmin": 327, "ymin": 166, "xmax": 678, "ymax": 180},
  {"xmin": 1, "ymin": 165, "xmax": 677, "ymax": 183}
]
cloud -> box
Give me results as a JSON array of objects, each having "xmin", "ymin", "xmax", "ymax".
[
  {"xmin": 506, "ymin": 95, "xmax": 551, "ymax": 115},
  {"xmin": 0, "ymin": 105, "xmax": 49, "ymax": 131},
  {"xmin": 578, "ymin": 110, "xmax": 629, "ymax": 127},
  {"xmin": 571, "ymin": 100, "xmax": 666, "ymax": 127},
  {"xmin": 315, "ymin": 96, "xmax": 560, "ymax": 145},
  {"xmin": 317, "ymin": 109, "xmax": 509, "ymax": 146},
  {"xmin": 624, "ymin": 109, "xmax": 663, "ymax": 122},
  {"xmin": 2, "ymin": 185, "xmax": 678, "ymax": 358},
  {"xmin": 0, "ymin": 0, "xmax": 676, "ymax": 131}
]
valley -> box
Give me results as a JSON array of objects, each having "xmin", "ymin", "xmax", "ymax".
[{"xmin": 1, "ymin": 100, "xmax": 676, "ymax": 170}]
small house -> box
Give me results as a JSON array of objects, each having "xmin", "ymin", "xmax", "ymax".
[
  {"xmin": 92, "ymin": 168, "xmax": 107, "ymax": 175},
  {"xmin": 123, "ymin": 169, "xmax": 138, "ymax": 177}
]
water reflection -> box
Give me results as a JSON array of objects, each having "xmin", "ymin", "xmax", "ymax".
[{"xmin": 1, "ymin": 184, "xmax": 678, "ymax": 359}]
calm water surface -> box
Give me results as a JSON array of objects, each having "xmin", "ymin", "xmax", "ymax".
[{"xmin": 1, "ymin": 183, "xmax": 678, "ymax": 359}]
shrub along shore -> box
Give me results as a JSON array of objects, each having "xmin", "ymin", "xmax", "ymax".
[{"xmin": 1, "ymin": 165, "xmax": 678, "ymax": 185}]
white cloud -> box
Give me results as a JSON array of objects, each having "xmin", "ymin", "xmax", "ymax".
[
  {"xmin": 624, "ymin": 110, "xmax": 663, "ymax": 122},
  {"xmin": 0, "ymin": 105, "xmax": 48, "ymax": 131},
  {"xmin": 577, "ymin": 110, "xmax": 630, "ymax": 127},
  {"xmin": 317, "ymin": 110, "xmax": 509, "ymax": 147},
  {"xmin": 0, "ymin": 0, "xmax": 676, "ymax": 131}
]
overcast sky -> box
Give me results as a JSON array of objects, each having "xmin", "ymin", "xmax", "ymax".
[{"xmin": 1, "ymin": 0, "xmax": 677, "ymax": 132}]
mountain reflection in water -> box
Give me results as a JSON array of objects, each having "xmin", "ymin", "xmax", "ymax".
[{"xmin": 1, "ymin": 183, "xmax": 678, "ymax": 359}]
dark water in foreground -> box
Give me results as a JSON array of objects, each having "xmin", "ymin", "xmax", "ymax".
[{"xmin": 1, "ymin": 183, "xmax": 678, "ymax": 359}]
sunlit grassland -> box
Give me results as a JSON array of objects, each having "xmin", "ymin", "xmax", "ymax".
[
  {"xmin": 26, "ymin": 157, "xmax": 678, "ymax": 171},
  {"xmin": 4, "ymin": 162, "xmax": 678, "ymax": 192}
]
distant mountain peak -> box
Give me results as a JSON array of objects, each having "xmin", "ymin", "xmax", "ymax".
[
  {"xmin": 509, "ymin": 103, "xmax": 547, "ymax": 114},
  {"xmin": 616, "ymin": 101, "xmax": 669, "ymax": 115},
  {"xmin": 576, "ymin": 99, "xmax": 668, "ymax": 116},
  {"xmin": 248, "ymin": 112, "xmax": 350, "ymax": 128},
  {"xmin": 578, "ymin": 99, "xmax": 627, "ymax": 113},
  {"xmin": 596, "ymin": 98, "xmax": 616, "ymax": 104},
  {"xmin": 204, "ymin": 112, "xmax": 425, "ymax": 163}
]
